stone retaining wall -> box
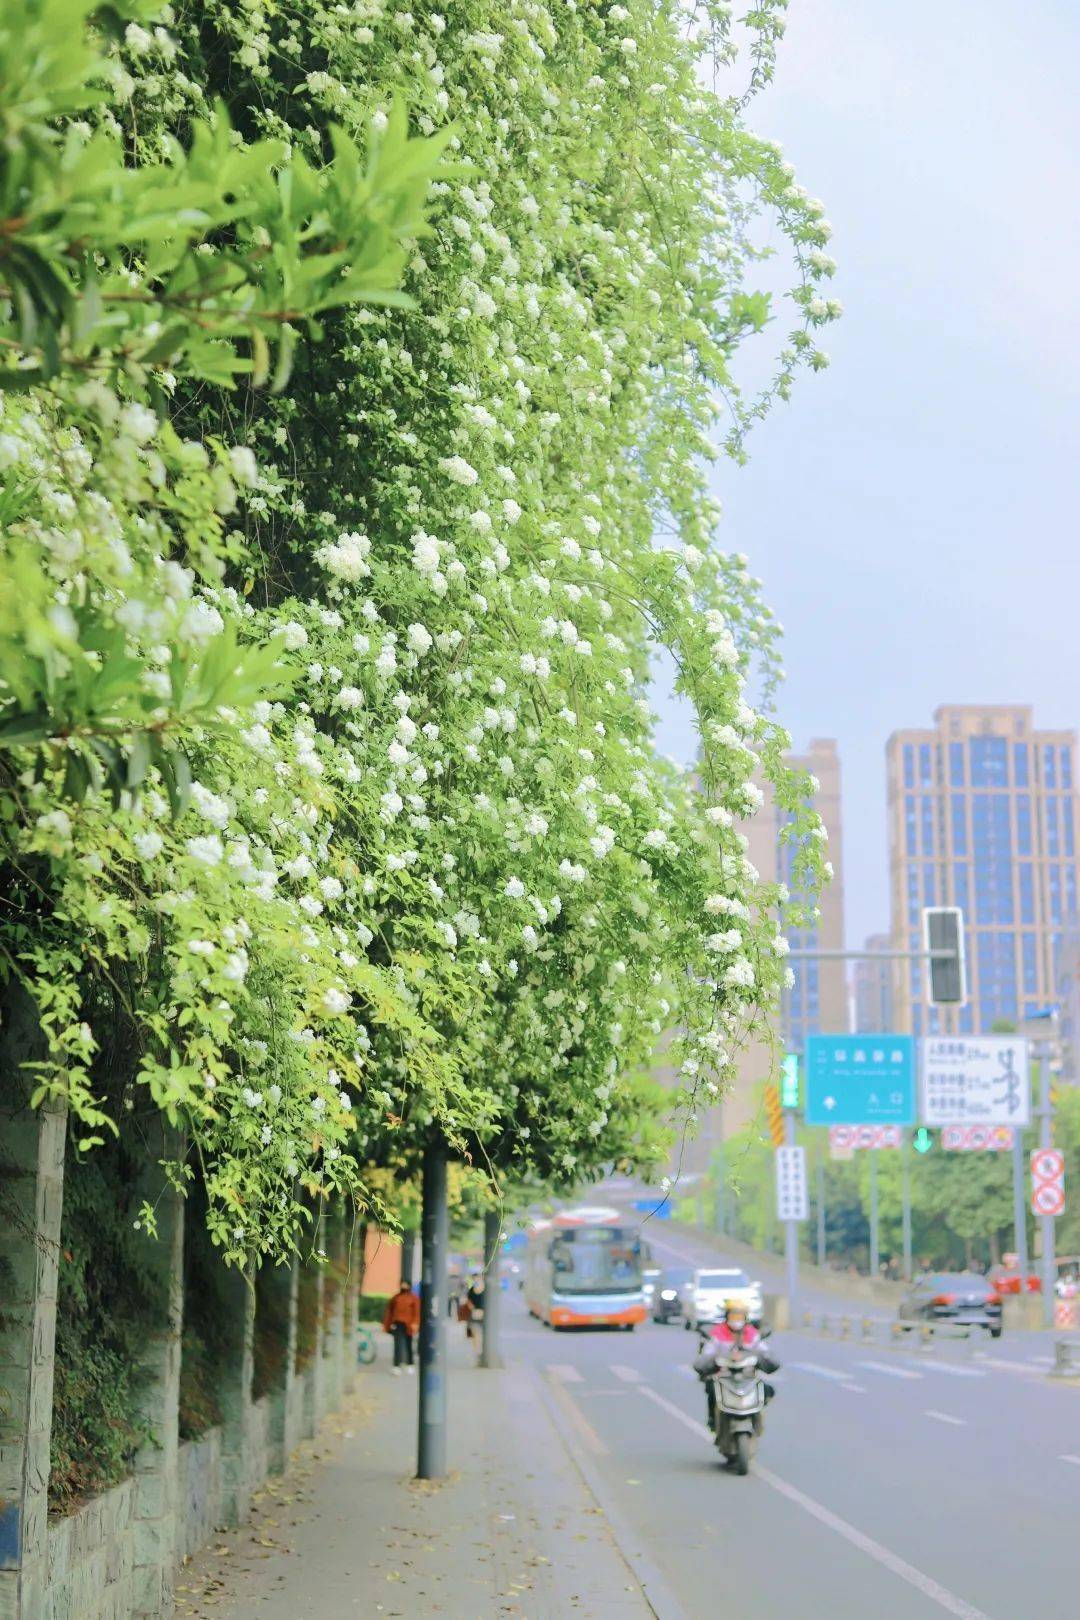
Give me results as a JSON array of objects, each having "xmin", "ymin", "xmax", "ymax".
[{"xmin": 1, "ymin": 1088, "xmax": 361, "ymax": 1620}]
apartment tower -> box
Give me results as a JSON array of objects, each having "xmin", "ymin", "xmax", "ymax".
[{"xmin": 886, "ymin": 705, "xmax": 1079, "ymax": 1037}]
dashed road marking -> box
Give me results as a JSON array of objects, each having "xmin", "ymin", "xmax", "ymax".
[
  {"xmin": 857, "ymin": 1359, "xmax": 923, "ymax": 1381},
  {"xmin": 1060, "ymin": 1454, "xmax": 1080, "ymax": 1467},
  {"xmin": 546, "ymin": 1363, "xmax": 583, "ymax": 1383},
  {"xmin": 924, "ymin": 1409, "xmax": 965, "ymax": 1427},
  {"xmin": 909, "ymin": 1360, "xmax": 985, "ymax": 1380},
  {"xmin": 611, "ymin": 1363, "xmax": 644, "ymax": 1383}
]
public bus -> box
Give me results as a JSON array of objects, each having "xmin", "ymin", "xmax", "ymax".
[{"xmin": 524, "ymin": 1205, "xmax": 648, "ymax": 1329}]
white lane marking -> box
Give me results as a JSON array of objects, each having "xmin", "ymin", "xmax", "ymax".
[
  {"xmin": 841, "ymin": 1381, "xmax": 868, "ymax": 1394},
  {"xmin": 925, "ymin": 1409, "xmax": 966, "ymax": 1427},
  {"xmin": 910, "ymin": 1360, "xmax": 985, "ymax": 1380},
  {"xmin": 791, "ymin": 1360, "xmax": 852, "ymax": 1382},
  {"xmin": 611, "ymin": 1363, "xmax": 643, "ymax": 1384},
  {"xmin": 971, "ymin": 1354, "xmax": 1046, "ymax": 1376},
  {"xmin": 546, "ymin": 1363, "xmax": 583, "ymax": 1383},
  {"xmin": 1061, "ymin": 1454, "xmax": 1080, "ymax": 1467},
  {"xmin": 674, "ymin": 1363, "xmax": 695, "ymax": 1378},
  {"xmin": 638, "ymin": 1385, "xmax": 992, "ymax": 1620},
  {"xmin": 857, "ymin": 1359, "xmax": 923, "ymax": 1381}
]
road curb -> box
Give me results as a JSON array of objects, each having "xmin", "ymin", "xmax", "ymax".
[{"xmin": 532, "ymin": 1368, "xmax": 690, "ymax": 1620}]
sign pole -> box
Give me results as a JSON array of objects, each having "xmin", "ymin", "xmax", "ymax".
[
  {"xmin": 869, "ymin": 1151, "xmax": 880, "ymax": 1279},
  {"xmin": 417, "ymin": 1138, "xmax": 449, "ymax": 1479},
  {"xmin": 1011, "ymin": 1128, "xmax": 1029, "ymax": 1300},
  {"xmin": 901, "ymin": 1132, "xmax": 913, "ymax": 1281},
  {"xmin": 1038, "ymin": 1059, "xmax": 1055, "ymax": 1328},
  {"xmin": 816, "ymin": 1144, "xmax": 826, "ymax": 1268},
  {"xmin": 784, "ymin": 1107, "xmax": 799, "ymax": 1323}
]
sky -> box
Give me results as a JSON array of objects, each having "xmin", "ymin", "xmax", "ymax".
[{"xmin": 655, "ymin": 0, "xmax": 1080, "ymax": 951}]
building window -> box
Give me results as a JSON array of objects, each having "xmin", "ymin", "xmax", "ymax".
[
  {"xmin": 951, "ymin": 794, "xmax": 967, "ymax": 855},
  {"xmin": 1062, "ymin": 748, "xmax": 1073, "ymax": 790},
  {"xmin": 1047, "ymin": 797, "xmax": 1060, "ymax": 858},
  {"xmin": 919, "ymin": 743, "xmax": 933, "ymax": 787},
  {"xmin": 1043, "ymin": 745, "xmax": 1057, "ymax": 789},
  {"xmin": 949, "ymin": 743, "xmax": 964, "ymax": 786},
  {"xmin": 1016, "ymin": 794, "xmax": 1031, "ymax": 856},
  {"xmin": 903, "ymin": 744, "xmax": 915, "ymax": 790},
  {"xmin": 1065, "ymin": 801, "xmax": 1075, "ymax": 858},
  {"xmin": 1049, "ymin": 866, "xmax": 1062, "ymax": 924},
  {"xmin": 952, "ymin": 862, "xmax": 970, "ymax": 919},
  {"xmin": 1022, "ymin": 933, "xmax": 1038, "ymax": 996},
  {"xmin": 1067, "ymin": 867, "xmax": 1077, "ymax": 921},
  {"xmin": 920, "ymin": 796, "xmax": 935, "ymax": 856},
  {"xmin": 907, "ymin": 869, "xmax": 920, "ymax": 927},
  {"xmin": 1018, "ymin": 863, "xmax": 1035, "ymax": 925},
  {"xmin": 969, "ymin": 736, "xmax": 1008, "ymax": 787},
  {"xmin": 924, "ymin": 866, "xmax": 936, "ymax": 906},
  {"xmin": 1013, "ymin": 743, "xmax": 1029, "ymax": 787},
  {"xmin": 959, "ymin": 1004, "xmax": 974, "ymax": 1034},
  {"xmin": 904, "ymin": 795, "xmax": 916, "ymax": 857}
]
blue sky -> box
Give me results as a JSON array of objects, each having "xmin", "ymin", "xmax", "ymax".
[{"xmin": 656, "ymin": 0, "xmax": 1080, "ymax": 950}]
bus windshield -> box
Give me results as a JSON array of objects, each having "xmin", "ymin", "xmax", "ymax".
[{"xmin": 550, "ymin": 1227, "xmax": 641, "ymax": 1295}]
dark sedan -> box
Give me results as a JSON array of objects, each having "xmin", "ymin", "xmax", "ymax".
[
  {"xmin": 652, "ymin": 1267, "xmax": 692, "ymax": 1323},
  {"xmin": 897, "ymin": 1272, "xmax": 1003, "ymax": 1338}
]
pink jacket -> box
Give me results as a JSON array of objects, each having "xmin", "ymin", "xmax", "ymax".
[{"xmin": 709, "ymin": 1321, "xmax": 761, "ymax": 1348}]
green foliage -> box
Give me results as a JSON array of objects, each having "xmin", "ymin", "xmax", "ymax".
[
  {"xmin": 50, "ymin": 1136, "xmax": 163, "ymax": 1511},
  {"xmin": 356, "ymin": 1292, "xmax": 390, "ymax": 1324},
  {"xmin": 3, "ymin": 0, "xmax": 838, "ymax": 1265}
]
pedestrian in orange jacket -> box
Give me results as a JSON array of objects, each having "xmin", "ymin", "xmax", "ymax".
[{"xmin": 383, "ymin": 1281, "xmax": 420, "ymax": 1375}]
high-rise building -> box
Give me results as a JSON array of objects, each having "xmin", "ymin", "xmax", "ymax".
[
  {"xmin": 886, "ymin": 705, "xmax": 1080, "ymax": 1037},
  {"xmin": 854, "ymin": 933, "xmax": 894, "ymax": 1033}
]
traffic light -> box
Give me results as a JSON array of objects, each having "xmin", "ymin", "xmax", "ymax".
[
  {"xmin": 764, "ymin": 1083, "xmax": 785, "ymax": 1148},
  {"xmin": 913, "ymin": 1127, "xmax": 934, "ymax": 1154},
  {"xmin": 923, "ymin": 907, "xmax": 966, "ymax": 1006},
  {"xmin": 780, "ymin": 1052, "xmax": 800, "ymax": 1109}
]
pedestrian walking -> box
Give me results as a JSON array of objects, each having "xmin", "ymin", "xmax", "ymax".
[
  {"xmin": 466, "ymin": 1273, "xmax": 485, "ymax": 1359},
  {"xmin": 382, "ymin": 1279, "xmax": 420, "ymax": 1375}
]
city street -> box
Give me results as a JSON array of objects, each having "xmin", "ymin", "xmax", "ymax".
[{"xmin": 511, "ymin": 1283, "xmax": 1079, "ymax": 1620}]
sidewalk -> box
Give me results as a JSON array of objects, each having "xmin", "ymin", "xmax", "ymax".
[{"xmin": 174, "ymin": 1334, "xmax": 653, "ymax": 1620}]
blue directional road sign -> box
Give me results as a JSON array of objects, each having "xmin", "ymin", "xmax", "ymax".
[{"xmin": 805, "ymin": 1034, "xmax": 916, "ymax": 1127}]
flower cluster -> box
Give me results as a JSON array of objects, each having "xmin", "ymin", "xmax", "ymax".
[{"xmin": 0, "ymin": 0, "xmax": 833, "ymax": 1259}]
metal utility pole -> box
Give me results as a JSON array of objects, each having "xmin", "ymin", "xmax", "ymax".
[
  {"xmin": 417, "ymin": 1140, "xmax": 448, "ymax": 1479},
  {"xmin": 1011, "ymin": 1127, "xmax": 1029, "ymax": 1301},
  {"xmin": 1037, "ymin": 1059, "xmax": 1055, "ymax": 1328},
  {"xmin": 869, "ymin": 1153, "xmax": 880, "ymax": 1280},
  {"xmin": 480, "ymin": 1209, "xmax": 503, "ymax": 1370},
  {"xmin": 816, "ymin": 1148, "xmax": 826, "ymax": 1269},
  {"xmin": 901, "ymin": 1133, "xmax": 913, "ymax": 1281},
  {"xmin": 783, "ymin": 1108, "xmax": 799, "ymax": 1321}
]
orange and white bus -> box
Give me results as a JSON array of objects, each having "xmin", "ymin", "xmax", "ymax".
[{"xmin": 525, "ymin": 1205, "xmax": 647, "ymax": 1329}]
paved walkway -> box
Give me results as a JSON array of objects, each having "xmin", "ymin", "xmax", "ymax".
[{"xmin": 175, "ymin": 1332, "xmax": 653, "ymax": 1620}]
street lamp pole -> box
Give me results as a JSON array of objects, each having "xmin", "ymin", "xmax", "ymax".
[{"xmin": 417, "ymin": 1139, "xmax": 448, "ymax": 1479}]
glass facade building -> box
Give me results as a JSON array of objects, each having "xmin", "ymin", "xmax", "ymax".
[{"xmin": 886, "ymin": 706, "xmax": 1080, "ymax": 1037}]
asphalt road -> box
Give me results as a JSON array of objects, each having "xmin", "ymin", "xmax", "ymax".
[{"xmin": 504, "ymin": 1230, "xmax": 1080, "ymax": 1620}]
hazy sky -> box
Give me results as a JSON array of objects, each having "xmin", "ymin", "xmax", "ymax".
[{"xmin": 656, "ymin": 0, "xmax": 1080, "ymax": 950}]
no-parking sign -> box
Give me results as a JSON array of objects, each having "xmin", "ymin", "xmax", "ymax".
[{"xmin": 1031, "ymin": 1148, "xmax": 1065, "ymax": 1218}]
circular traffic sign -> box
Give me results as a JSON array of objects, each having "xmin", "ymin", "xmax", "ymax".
[
  {"xmin": 1032, "ymin": 1149, "xmax": 1065, "ymax": 1182},
  {"xmin": 1032, "ymin": 1181, "xmax": 1065, "ymax": 1217}
]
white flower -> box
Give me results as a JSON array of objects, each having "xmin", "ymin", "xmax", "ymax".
[
  {"xmin": 502, "ymin": 498, "xmax": 522, "ymax": 524},
  {"xmin": 133, "ymin": 831, "xmax": 164, "ymax": 861},
  {"xmin": 438, "ymin": 455, "xmax": 479, "ymax": 486},
  {"xmin": 642, "ymin": 829, "xmax": 667, "ymax": 850},
  {"xmin": 222, "ymin": 950, "xmax": 249, "ymax": 982},
  {"xmin": 322, "ymin": 986, "xmax": 352, "ymax": 1016},
  {"xmin": 186, "ymin": 834, "xmax": 224, "ymax": 867},
  {"xmin": 706, "ymin": 929, "xmax": 743, "ymax": 954},
  {"xmin": 504, "ymin": 876, "xmax": 526, "ymax": 899},
  {"xmin": 318, "ymin": 530, "xmax": 371, "ymax": 581},
  {"xmin": 124, "ymin": 22, "xmax": 153, "ymax": 53},
  {"xmin": 407, "ymin": 622, "xmax": 433, "ymax": 654},
  {"xmin": 35, "ymin": 809, "xmax": 72, "ymax": 842},
  {"xmin": 228, "ymin": 446, "xmax": 259, "ymax": 486},
  {"xmin": 119, "ymin": 403, "xmax": 158, "ymax": 444},
  {"xmin": 280, "ymin": 621, "xmax": 308, "ymax": 650},
  {"xmin": 773, "ymin": 935, "xmax": 791, "ymax": 957},
  {"xmin": 187, "ymin": 940, "xmax": 215, "ymax": 957},
  {"xmin": 723, "ymin": 959, "xmax": 755, "ymax": 990}
]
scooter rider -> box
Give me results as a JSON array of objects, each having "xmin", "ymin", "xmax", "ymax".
[{"xmin": 694, "ymin": 1298, "xmax": 780, "ymax": 1430}]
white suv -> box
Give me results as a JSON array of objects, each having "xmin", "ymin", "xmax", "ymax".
[{"xmin": 681, "ymin": 1266, "xmax": 763, "ymax": 1330}]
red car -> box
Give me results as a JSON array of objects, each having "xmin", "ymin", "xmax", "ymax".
[{"xmin": 988, "ymin": 1267, "xmax": 1041, "ymax": 1296}]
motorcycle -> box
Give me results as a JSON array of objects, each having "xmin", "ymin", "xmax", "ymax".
[{"xmin": 695, "ymin": 1328, "xmax": 769, "ymax": 1476}]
